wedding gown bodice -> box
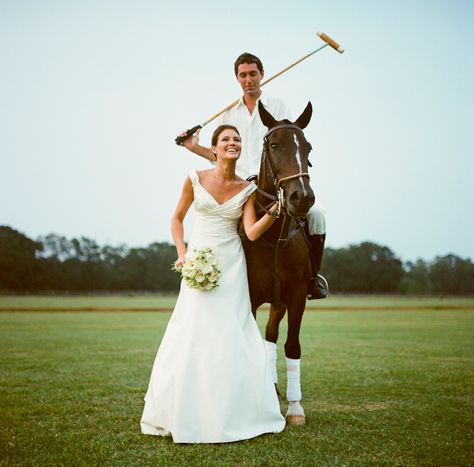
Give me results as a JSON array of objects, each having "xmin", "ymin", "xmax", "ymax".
[{"xmin": 189, "ymin": 170, "xmax": 257, "ymax": 246}]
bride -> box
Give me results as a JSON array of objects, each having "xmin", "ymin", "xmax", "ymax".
[{"xmin": 140, "ymin": 124, "xmax": 285, "ymax": 443}]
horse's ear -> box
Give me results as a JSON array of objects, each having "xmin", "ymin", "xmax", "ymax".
[
  {"xmin": 294, "ymin": 102, "xmax": 313, "ymax": 129},
  {"xmin": 258, "ymin": 101, "xmax": 279, "ymax": 129}
]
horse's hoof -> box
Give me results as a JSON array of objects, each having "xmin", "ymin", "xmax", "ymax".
[{"xmin": 286, "ymin": 414, "xmax": 306, "ymax": 426}]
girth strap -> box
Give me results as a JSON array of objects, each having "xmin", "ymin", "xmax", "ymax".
[{"xmin": 274, "ymin": 215, "xmax": 290, "ymax": 311}]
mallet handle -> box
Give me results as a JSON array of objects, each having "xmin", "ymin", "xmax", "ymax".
[
  {"xmin": 259, "ymin": 43, "xmax": 329, "ymax": 88},
  {"xmin": 317, "ymin": 32, "xmax": 344, "ymax": 54},
  {"xmin": 202, "ymin": 98, "xmax": 241, "ymax": 126},
  {"xmin": 174, "ymin": 99, "xmax": 241, "ymax": 144}
]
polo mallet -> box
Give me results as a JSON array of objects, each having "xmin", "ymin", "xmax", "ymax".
[{"xmin": 175, "ymin": 32, "xmax": 344, "ymax": 145}]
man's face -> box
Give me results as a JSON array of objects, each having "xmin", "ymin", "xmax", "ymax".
[{"xmin": 236, "ymin": 63, "xmax": 263, "ymax": 98}]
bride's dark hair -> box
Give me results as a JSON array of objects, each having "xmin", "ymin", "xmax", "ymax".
[{"xmin": 211, "ymin": 125, "xmax": 240, "ymax": 146}]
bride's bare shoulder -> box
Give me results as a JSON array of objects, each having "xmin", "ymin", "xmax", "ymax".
[
  {"xmin": 237, "ymin": 177, "xmax": 252, "ymax": 190},
  {"xmin": 197, "ymin": 169, "xmax": 213, "ymax": 176},
  {"xmin": 234, "ymin": 175, "xmax": 252, "ymax": 189},
  {"xmin": 196, "ymin": 168, "xmax": 213, "ymax": 182}
]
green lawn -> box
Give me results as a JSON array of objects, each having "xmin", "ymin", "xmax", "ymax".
[
  {"xmin": 0, "ymin": 294, "xmax": 179, "ymax": 310},
  {"xmin": 1, "ymin": 294, "xmax": 473, "ymax": 311},
  {"xmin": 1, "ymin": 300, "xmax": 473, "ymax": 465}
]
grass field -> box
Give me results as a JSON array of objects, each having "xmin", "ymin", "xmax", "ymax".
[
  {"xmin": 1, "ymin": 296, "xmax": 473, "ymax": 465},
  {"xmin": 1, "ymin": 294, "xmax": 473, "ymax": 311}
]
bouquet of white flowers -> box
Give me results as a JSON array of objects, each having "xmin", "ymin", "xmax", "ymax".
[{"xmin": 173, "ymin": 247, "xmax": 221, "ymax": 291}]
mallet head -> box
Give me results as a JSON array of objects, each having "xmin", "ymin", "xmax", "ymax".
[{"xmin": 317, "ymin": 32, "xmax": 345, "ymax": 54}]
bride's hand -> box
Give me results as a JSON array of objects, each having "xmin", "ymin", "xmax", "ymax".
[
  {"xmin": 269, "ymin": 201, "xmax": 280, "ymax": 217},
  {"xmin": 175, "ymin": 253, "xmax": 186, "ymax": 269}
]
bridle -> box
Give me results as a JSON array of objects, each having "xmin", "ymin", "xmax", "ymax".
[
  {"xmin": 257, "ymin": 123, "xmax": 311, "ymax": 218},
  {"xmin": 263, "ymin": 123, "xmax": 310, "ymax": 187}
]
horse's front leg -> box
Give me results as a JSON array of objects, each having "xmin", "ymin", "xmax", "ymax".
[
  {"xmin": 264, "ymin": 303, "xmax": 286, "ymax": 397},
  {"xmin": 284, "ymin": 293, "xmax": 306, "ymax": 425}
]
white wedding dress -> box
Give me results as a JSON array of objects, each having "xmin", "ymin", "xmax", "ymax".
[{"xmin": 140, "ymin": 170, "xmax": 285, "ymax": 443}]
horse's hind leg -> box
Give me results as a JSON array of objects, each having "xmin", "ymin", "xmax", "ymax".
[
  {"xmin": 264, "ymin": 304, "xmax": 286, "ymax": 396},
  {"xmin": 284, "ymin": 298, "xmax": 306, "ymax": 425}
]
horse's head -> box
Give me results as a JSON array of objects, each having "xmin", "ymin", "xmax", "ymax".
[{"xmin": 258, "ymin": 101, "xmax": 315, "ymax": 218}]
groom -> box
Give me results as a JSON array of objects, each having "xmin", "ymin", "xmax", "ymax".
[{"xmin": 180, "ymin": 52, "xmax": 328, "ymax": 300}]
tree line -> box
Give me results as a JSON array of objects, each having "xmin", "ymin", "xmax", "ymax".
[{"xmin": 1, "ymin": 225, "xmax": 473, "ymax": 295}]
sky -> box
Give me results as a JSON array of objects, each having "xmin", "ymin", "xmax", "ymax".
[{"xmin": 1, "ymin": 0, "xmax": 473, "ymax": 262}]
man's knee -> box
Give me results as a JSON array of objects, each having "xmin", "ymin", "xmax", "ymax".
[{"xmin": 307, "ymin": 205, "xmax": 326, "ymax": 235}]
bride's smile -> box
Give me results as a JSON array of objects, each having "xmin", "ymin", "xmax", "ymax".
[{"xmin": 214, "ymin": 130, "xmax": 242, "ymax": 160}]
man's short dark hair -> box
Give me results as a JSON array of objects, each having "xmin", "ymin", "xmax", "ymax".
[{"xmin": 234, "ymin": 53, "xmax": 264, "ymax": 76}]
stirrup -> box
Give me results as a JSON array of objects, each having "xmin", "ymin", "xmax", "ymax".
[{"xmin": 307, "ymin": 274, "xmax": 329, "ymax": 300}]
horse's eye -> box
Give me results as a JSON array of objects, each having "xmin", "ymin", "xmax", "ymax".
[{"xmin": 270, "ymin": 143, "xmax": 279, "ymax": 150}]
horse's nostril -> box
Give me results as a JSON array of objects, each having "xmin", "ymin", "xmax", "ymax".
[
  {"xmin": 289, "ymin": 191, "xmax": 302, "ymax": 204},
  {"xmin": 287, "ymin": 190, "xmax": 315, "ymax": 212}
]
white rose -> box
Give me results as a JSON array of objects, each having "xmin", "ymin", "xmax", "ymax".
[{"xmin": 195, "ymin": 273, "xmax": 205, "ymax": 283}]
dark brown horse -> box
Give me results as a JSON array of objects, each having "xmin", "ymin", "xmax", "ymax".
[{"xmin": 241, "ymin": 101, "xmax": 315, "ymax": 425}]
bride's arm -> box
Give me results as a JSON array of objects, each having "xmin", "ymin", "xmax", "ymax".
[
  {"xmin": 242, "ymin": 192, "xmax": 279, "ymax": 241},
  {"xmin": 171, "ymin": 176, "xmax": 194, "ymax": 267}
]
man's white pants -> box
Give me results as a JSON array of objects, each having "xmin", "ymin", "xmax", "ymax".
[{"xmin": 306, "ymin": 205, "xmax": 326, "ymax": 236}]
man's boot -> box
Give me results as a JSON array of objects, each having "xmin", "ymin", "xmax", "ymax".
[{"xmin": 307, "ymin": 233, "xmax": 329, "ymax": 300}]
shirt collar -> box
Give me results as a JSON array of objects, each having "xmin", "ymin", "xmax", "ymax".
[{"xmin": 236, "ymin": 91, "xmax": 268, "ymax": 108}]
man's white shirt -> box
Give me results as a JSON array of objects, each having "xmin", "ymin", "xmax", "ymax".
[{"xmin": 217, "ymin": 92, "xmax": 290, "ymax": 179}]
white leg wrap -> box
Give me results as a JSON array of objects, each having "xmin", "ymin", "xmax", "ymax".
[
  {"xmin": 286, "ymin": 357, "xmax": 302, "ymax": 401},
  {"xmin": 264, "ymin": 340, "xmax": 278, "ymax": 384}
]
